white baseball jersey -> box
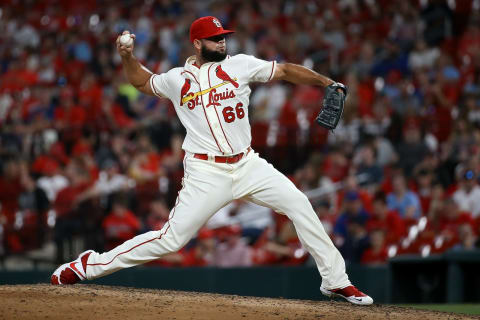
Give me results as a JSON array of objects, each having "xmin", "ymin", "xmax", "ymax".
[
  {"xmin": 150, "ymin": 54, "xmax": 276, "ymax": 155},
  {"xmin": 82, "ymin": 52, "xmax": 352, "ymax": 295}
]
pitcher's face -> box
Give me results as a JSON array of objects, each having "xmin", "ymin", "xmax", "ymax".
[{"xmin": 200, "ymin": 35, "xmax": 227, "ymax": 62}]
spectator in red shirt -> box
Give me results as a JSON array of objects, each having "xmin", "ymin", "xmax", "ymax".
[
  {"xmin": 144, "ymin": 197, "xmax": 170, "ymax": 231},
  {"xmin": 102, "ymin": 194, "xmax": 140, "ymax": 250},
  {"xmin": 53, "ymin": 88, "xmax": 87, "ymax": 146},
  {"xmin": 54, "ymin": 88, "xmax": 87, "ymax": 129},
  {"xmin": 78, "ymin": 72, "xmax": 103, "ymax": 123},
  {"xmin": 422, "ymin": 197, "xmax": 475, "ymax": 254},
  {"xmin": 214, "ymin": 225, "xmax": 252, "ymax": 267},
  {"xmin": 182, "ymin": 228, "xmax": 216, "ymax": 266},
  {"xmin": 53, "ymin": 158, "xmax": 93, "ymax": 262},
  {"xmin": 367, "ymin": 191, "xmax": 406, "ymax": 245},
  {"xmin": 251, "ymin": 225, "xmax": 307, "ymax": 266},
  {"xmin": 322, "ymin": 146, "xmax": 350, "ymax": 183},
  {"xmin": 439, "ymin": 198, "xmax": 476, "ymax": 243},
  {"xmin": 361, "ymin": 229, "xmax": 388, "ymax": 265},
  {"xmin": 53, "ymin": 159, "xmax": 91, "ymax": 218},
  {"xmin": 129, "ymin": 133, "xmax": 165, "ymax": 183},
  {"xmin": 411, "ymin": 168, "xmax": 435, "ymax": 215},
  {"xmin": 458, "ymin": 20, "xmax": 480, "ymax": 61},
  {"xmin": 0, "ymin": 158, "xmax": 24, "ymax": 224},
  {"xmin": 100, "ymin": 93, "xmax": 136, "ymax": 131}
]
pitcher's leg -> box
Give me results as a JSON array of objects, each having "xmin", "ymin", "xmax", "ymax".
[
  {"xmin": 85, "ymin": 157, "xmax": 233, "ymax": 280},
  {"xmin": 235, "ymin": 153, "xmax": 350, "ymax": 289}
]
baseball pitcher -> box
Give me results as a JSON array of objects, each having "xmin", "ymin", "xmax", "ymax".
[{"xmin": 51, "ymin": 16, "xmax": 373, "ymax": 305}]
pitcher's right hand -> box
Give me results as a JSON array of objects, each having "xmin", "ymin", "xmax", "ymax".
[{"xmin": 116, "ymin": 31, "xmax": 136, "ymax": 58}]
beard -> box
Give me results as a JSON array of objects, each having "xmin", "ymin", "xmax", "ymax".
[{"xmin": 201, "ymin": 45, "xmax": 227, "ymax": 62}]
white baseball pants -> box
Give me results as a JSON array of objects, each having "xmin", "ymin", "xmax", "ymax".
[{"xmin": 85, "ymin": 150, "xmax": 351, "ymax": 290}]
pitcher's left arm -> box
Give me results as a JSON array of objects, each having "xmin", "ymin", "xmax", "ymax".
[{"xmin": 271, "ymin": 63, "xmax": 347, "ymax": 130}]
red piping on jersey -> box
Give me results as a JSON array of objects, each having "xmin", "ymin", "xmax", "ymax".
[
  {"xmin": 181, "ymin": 70, "xmax": 199, "ymax": 84},
  {"xmin": 268, "ymin": 61, "xmax": 275, "ymax": 81},
  {"xmin": 86, "ymin": 237, "xmax": 158, "ymax": 267},
  {"xmin": 208, "ymin": 63, "xmax": 234, "ymax": 154},
  {"xmin": 151, "ymin": 74, "xmax": 162, "ymax": 97},
  {"xmin": 87, "ymin": 158, "xmax": 189, "ymax": 267},
  {"xmin": 198, "ymin": 73, "xmax": 224, "ymax": 154}
]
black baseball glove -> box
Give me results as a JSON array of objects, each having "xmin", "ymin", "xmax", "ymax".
[{"xmin": 316, "ymin": 82, "xmax": 347, "ymax": 130}]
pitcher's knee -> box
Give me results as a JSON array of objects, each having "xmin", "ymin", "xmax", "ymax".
[
  {"xmin": 280, "ymin": 190, "xmax": 312, "ymax": 212},
  {"xmin": 287, "ymin": 190, "xmax": 310, "ymax": 205}
]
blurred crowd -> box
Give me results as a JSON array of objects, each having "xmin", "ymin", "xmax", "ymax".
[{"xmin": 1, "ymin": 0, "xmax": 480, "ymax": 268}]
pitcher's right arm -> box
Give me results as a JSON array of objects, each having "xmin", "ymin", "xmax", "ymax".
[{"xmin": 116, "ymin": 31, "xmax": 154, "ymax": 96}]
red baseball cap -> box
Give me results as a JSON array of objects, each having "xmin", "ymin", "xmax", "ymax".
[{"xmin": 189, "ymin": 16, "xmax": 234, "ymax": 43}]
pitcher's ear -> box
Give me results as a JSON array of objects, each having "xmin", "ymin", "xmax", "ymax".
[{"xmin": 193, "ymin": 39, "xmax": 202, "ymax": 50}]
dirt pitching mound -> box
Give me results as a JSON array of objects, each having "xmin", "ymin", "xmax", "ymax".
[{"xmin": 0, "ymin": 284, "xmax": 477, "ymax": 320}]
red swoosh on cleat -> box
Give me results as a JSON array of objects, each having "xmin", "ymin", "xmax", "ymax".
[{"xmin": 69, "ymin": 262, "xmax": 84, "ymax": 279}]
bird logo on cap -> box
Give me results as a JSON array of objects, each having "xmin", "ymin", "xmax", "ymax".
[{"xmin": 212, "ymin": 18, "xmax": 222, "ymax": 28}]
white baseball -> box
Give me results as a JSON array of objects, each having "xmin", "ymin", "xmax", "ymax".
[{"xmin": 119, "ymin": 34, "xmax": 133, "ymax": 47}]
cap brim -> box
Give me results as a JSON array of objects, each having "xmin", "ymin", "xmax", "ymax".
[{"xmin": 202, "ymin": 29, "xmax": 235, "ymax": 39}]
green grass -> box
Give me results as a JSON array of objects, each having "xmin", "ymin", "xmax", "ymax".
[{"xmin": 399, "ymin": 304, "xmax": 480, "ymax": 315}]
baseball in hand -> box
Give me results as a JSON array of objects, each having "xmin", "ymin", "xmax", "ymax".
[{"xmin": 119, "ymin": 34, "xmax": 133, "ymax": 47}]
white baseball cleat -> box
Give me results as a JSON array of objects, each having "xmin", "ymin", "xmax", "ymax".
[
  {"xmin": 51, "ymin": 250, "xmax": 94, "ymax": 285},
  {"xmin": 320, "ymin": 285, "xmax": 374, "ymax": 305}
]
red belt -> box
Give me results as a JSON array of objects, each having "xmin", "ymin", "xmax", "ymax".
[{"xmin": 194, "ymin": 147, "xmax": 251, "ymax": 164}]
